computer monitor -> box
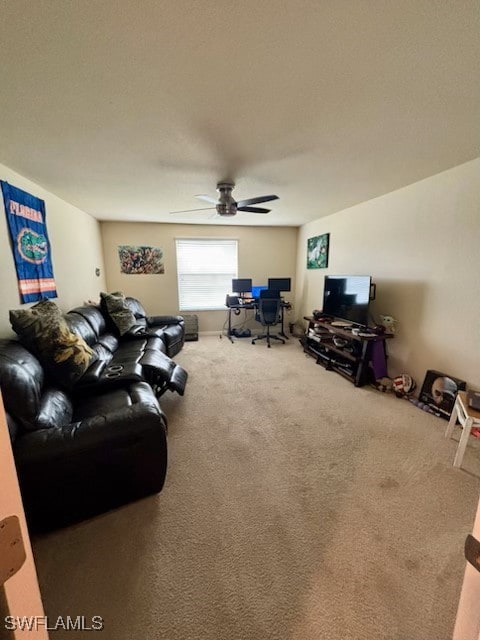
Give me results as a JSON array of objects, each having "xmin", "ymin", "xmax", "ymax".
[
  {"xmin": 268, "ymin": 277, "xmax": 291, "ymax": 292},
  {"xmin": 251, "ymin": 285, "xmax": 268, "ymax": 299},
  {"xmin": 232, "ymin": 278, "xmax": 252, "ymax": 294}
]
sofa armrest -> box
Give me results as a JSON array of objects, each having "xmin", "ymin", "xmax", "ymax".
[
  {"xmin": 146, "ymin": 315, "xmax": 184, "ymax": 326},
  {"xmin": 122, "ymin": 325, "xmax": 149, "ymax": 339},
  {"xmin": 15, "ymin": 399, "xmax": 168, "ymax": 531},
  {"xmin": 75, "ymin": 361, "xmax": 145, "ymax": 392},
  {"xmin": 14, "ymin": 402, "xmax": 166, "ymax": 465}
]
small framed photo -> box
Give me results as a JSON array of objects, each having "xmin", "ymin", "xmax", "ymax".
[{"xmin": 307, "ymin": 233, "xmax": 329, "ymax": 269}]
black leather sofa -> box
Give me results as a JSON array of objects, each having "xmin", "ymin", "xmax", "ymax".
[
  {"xmin": 0, "ymin": 297, "xmax": 188, "ymax": 531},
  {"xmin": 124, "ymin": 297, "xmax": 185, "ymax": 358},
  {"xmin": 65, "ymin": 304, "xmax": 187, "ymax": 398}
]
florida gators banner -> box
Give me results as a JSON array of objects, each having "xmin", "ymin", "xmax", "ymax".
[{"xmin": 1, "ymin": 181, "xmax": 57, "ymax": 303}]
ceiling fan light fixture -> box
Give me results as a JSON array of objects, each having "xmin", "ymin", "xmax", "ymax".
[{"xmin": 216, "ymin": 203, "xmax": 237, "ymax": 216}]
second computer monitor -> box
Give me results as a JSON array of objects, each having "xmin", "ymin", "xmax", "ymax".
[
  {"xmin": 232, "ymin": 278, "xmax": 252, "ymax": 294},
  {"xmin": 268, "ymin": 277, "xmax": 291, "ymax": 292},
  {"xmin": 251, "ymin": 285, "xmax": 268, "ymax": 299}
]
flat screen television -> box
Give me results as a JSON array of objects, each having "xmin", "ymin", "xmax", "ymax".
[{"xmin": 322, "ymin": 275, "xmax": 372, "ymax": 327}]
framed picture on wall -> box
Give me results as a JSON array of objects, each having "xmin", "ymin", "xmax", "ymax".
[
  {"xmin": 118, "ymin": 245, "xmax": 165, "ymax": 274},
  {"xmin": 307, "ymin": 233, "xmax": 329, "ymax": 269}
]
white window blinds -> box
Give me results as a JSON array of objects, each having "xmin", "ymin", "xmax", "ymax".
[{"xmin": 176, "ymin": 238, "xmax": 238, "ymax": 311}]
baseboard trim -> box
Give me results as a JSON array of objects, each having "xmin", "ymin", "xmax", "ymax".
[{"xmin": 199, "ymin": 331, "xmax": 224, "ymax": 336}]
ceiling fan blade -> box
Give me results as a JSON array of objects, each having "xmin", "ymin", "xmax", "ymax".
[
  {"xmin": 195, "ymin": 194, "xmax": 218, "ymax": 204},
  {"xmin": 237, "ymin": 206, "xmax": 270, "ymax": 214},
  {"xmin": 169, "ymin": 207, "xmax": 215, "ymax": 214},
  {"xmin": 236, "ymin": 195, "xmax": 279, "ymax": 207}
]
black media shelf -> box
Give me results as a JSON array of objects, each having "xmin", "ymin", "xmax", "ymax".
[{"xmin": 302, "ymin": 317, "xmax": 393, "ymax": 387}]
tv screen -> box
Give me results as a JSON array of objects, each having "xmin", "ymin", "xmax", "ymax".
[
  {"xmin": 232, "ymin": 278, "xmax": 252, "ymax": 294},
  {"xmin": 268, "ymin": 277, "xmax": 291, "ymax": 292},
  {"xmin": 322, "ymin": 275, "xmax": 371, "ymax": 326}
]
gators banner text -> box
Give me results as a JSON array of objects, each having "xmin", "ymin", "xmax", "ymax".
[{"xmin": 1, "ymin": 181, "xmax": 57, "ymax": 303}]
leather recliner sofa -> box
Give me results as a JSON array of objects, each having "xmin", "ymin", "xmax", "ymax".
[
  {"xmin": 1, "ymin": 340, "xmax": 168, "ymax": 531},
  {"xmin": 124, "ymin": 297, "xmax": 185, "ymax": 358},
  {"xmin": 0, "ymin": 296, "xmax": 188, "ymax": 531},
  {"xmin": 64, "ymin": 304, "xmax": 187, "ymax": 397}
]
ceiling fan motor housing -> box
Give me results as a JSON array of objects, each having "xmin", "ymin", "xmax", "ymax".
[{"xmin": 216, "ymin": 182, "xmax": 237, "ymax": 216}]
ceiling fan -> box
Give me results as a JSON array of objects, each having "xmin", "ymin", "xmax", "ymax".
[{"xmin": 170, "ymin": 182, "xmax": 279, "ymax": 217}]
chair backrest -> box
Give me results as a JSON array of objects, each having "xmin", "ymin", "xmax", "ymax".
[
  {"xmin": 259, "ymin": 289, "xmax": 281, "ymax": 299},
  {"xmin": 258, "ymin": 297, "xmax": 282, "ymax": 326}
]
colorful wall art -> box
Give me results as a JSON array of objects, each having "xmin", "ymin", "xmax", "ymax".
[
  {"xmin": 307, "ymin": 233, "xmax": 329, "ymax": 269},
  {"xmin": 118, "ymin": 245, "xmax": 165, "ymax": 274}
]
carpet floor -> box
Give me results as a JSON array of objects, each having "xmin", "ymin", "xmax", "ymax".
[{"xmin": 32, "ymin": 336, "xmax": 480, "ymax": 639}]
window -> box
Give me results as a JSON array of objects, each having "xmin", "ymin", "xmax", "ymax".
[{"xmin": 176, "ymin": 238, "xmax": 238, "ymax": 311}]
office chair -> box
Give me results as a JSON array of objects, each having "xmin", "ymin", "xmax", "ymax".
[{"xmin": 252, "ymin": 290, "xmax": 285, "ymax": 348}]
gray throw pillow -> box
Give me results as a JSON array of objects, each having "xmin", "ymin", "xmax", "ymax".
[{"xmin": 100, "ymin": 291, "xmax": 137, "ymax": 336}]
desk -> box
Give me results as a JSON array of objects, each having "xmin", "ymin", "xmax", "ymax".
[{"xmin": 225, "ymin": 299, "xmax": 290, "ymax": 343}]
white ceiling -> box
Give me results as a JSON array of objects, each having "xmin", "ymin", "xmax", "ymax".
[{"xmin": 0, "ymin": 1, "xmax": 479, "ymax": 227}]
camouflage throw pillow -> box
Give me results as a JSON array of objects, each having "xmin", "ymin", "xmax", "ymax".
[
  {"xmin": 9, "ymin": 299, "xmax": 62, "ymax": 349},
  {"xmin": 100, "ymin": 291, "xmax": 137, "ymax": 336},
  {"xmin": 10, "ymin": 299, "xmax": 96, "ymax": 388}
]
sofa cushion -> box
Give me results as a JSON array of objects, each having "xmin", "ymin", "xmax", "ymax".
[
  {"xmin": 0, "ymin": 340, "xmax": 71, "ymax": 432},
  {"xmin": 125, "ymin": 297, "xmax": 148, "ymax": 325},
  {"xmin": 100, "ymin": 292, "xmax": 137, "ymax": 336},
  {"xmin": 72, "ymin": 382, "xmax": 159, "ymax": 421},
  {"xmin": 70, "ymin": 305, "xmax": 107, "ymax": 338},
  {"xmin": 97, "ymin": 333, "xmax": 119, "ymax": 353},
  {"xmin": 10, "ymin": 300, "xmax": 96, "ymax": 388},
  {"xmin": 0, "ymin": 340, "xmax": 44, "ymax": 431},
  {"xmin": 64, "ymin": 311, "xmax": 98, "ymax": 347},
  {"xmin": 36, "ymin": 389, "xmax": 73, "ymax": 430}
]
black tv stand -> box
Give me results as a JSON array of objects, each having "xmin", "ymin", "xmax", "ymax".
[{"xmin": 301, "ymin": 316, "xmax": 392, "ymax": 387}]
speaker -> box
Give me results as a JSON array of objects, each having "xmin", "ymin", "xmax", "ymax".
[{"xmin": 419, "ymin": 369, "xmax": 466, "ymax": 419}]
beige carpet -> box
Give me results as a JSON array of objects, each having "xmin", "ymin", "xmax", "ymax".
[{"xmin": 33, "ymin": 336, "xmax": 480, "ymax": 640}]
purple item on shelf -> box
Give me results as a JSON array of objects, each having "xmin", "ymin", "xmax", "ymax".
[{"xmin": 371, "ymin": 341, "xmax": 388, "ymax": 379}]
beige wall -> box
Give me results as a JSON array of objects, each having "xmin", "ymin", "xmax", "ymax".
[
  {"xmin": 101, "ymin": 222, "xmax": 298, "ymax": 332},
  {"xmin": 0, "ymin": 163, "xmax": 106, "ymax": 337},
  {"xmin": 295, "ymin": 158, "xmax": 480, "ymax": 388}
]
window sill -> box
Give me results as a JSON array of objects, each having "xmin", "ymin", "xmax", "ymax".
[{"xmin": 179, "ymin": 308, "xmax": 226, "ymax": 312}]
